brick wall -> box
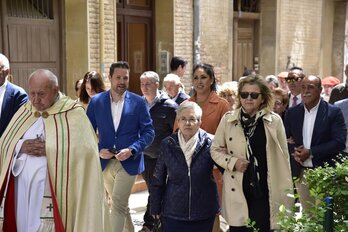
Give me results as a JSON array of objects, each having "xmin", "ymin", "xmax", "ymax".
[
  {"xmin": 332, "ymin": 1, "xmax": 346, "ymax": 80},
  {"xmin": 278, "ymin": 0, "xmax": 322, "ymax": 74},
  {"xmin": 200, "ymin": 0, "xmax": 231, "ymax": 84},
  {"xmin": 174, "ymin": 0, "xmax": 194, "ymax": 93},
  {"xmin": 174, "ymin": 0, "xmax": 232, "ymax": 92},
  {"xmin": 88, "ymin": 0, "xmax": 116, "ymax": 80}
]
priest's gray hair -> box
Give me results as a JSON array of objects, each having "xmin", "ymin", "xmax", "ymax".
[{"xmin": 29, "ymin": 69, "xmax": 59, "ymax": 87}]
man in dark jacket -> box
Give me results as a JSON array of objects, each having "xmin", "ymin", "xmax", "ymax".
[
  {"xmin": 0, "ymin": 53, "xmax": 28, "ymax": 137},
  {"xmin": 139, "ymin": 71, "xmax": 178, "ymax": 232},
  {"xmin": 285, "ymin": 75, "xmax": 346, "ymax": 211},
  {"xmin": 163, "ymin": 73, "xmax": 189, "ymax": 105}
]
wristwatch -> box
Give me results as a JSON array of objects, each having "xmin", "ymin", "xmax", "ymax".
[{"xmin": 129, "ymin": 148, "xmax": 136, "ymax": 155}]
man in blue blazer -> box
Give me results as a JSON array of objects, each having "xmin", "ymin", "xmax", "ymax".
[
  {"xmin": 0, "ymin": 53, "xmax": 28, "ymax": 137},
  {"xmin": 87, "ymin": 61, "xmax": 154, "ymax": 232},
  {"xmin": 284, "ymin": 75, "xmax": 346, "ymax": 211}
]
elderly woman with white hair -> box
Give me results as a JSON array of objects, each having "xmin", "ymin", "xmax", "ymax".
[
  {"xmin": 151, "ymin": 101, "xmax": 220, "ymax": 232},
  {"xmin": 163, "ymin": 73, "xmax": 189, "ymax": 104}
]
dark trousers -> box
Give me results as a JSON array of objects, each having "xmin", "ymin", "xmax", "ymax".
[
  {"xmin": 141, "ymin": 156, "xmax": 158, "ymax": 230},
  {"xmin": 163, "ymin": 216, "xmax": 215, "ymax": 232}
]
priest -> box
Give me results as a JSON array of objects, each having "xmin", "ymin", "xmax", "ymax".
[{"xmin": 0, "ymin": 69, "xmax": 107, "ymax": 232}]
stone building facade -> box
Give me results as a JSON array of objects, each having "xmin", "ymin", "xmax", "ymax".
[
  {"xmin": 79, "ymin": 0, "xmax": 348, "ymax": 97},
  {"xmin": 2, "ymin": 0, "xmax": 346, "ymax": 96}
]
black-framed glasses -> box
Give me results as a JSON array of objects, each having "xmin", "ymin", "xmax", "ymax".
[{"xmin": 240, "ymin": 92, "xmax": 261, "ymax": 99}]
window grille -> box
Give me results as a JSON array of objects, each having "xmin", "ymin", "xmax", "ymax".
[{"xmin": 6, "ymin": 0, "xmax": 53, "ymax": 19}]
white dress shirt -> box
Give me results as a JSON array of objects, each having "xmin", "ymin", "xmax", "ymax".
[
  {"xmin": 110, "ymin": 92, "xmax": 126, "ymax": 132},
  {"xmin": 302, "ymin": 101, "xmax": 320, "ymax": 167},
  {"xmin": 0, "ymin": 79, "xmax": 8, "ymax": 118}
]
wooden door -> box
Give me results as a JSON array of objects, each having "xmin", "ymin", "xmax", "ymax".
[
  {"xmin": 117, "ymin": 0, "xmax": 154, "ymax": 95},
  {"xmin": 1, "ymin": 0, "xmax": 61, "ymax": 91},
  {"xmin": 233, "ymin": 20, "xmax": 254, "ymax": 80}
]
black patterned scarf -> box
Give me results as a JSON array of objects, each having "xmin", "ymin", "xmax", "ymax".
[{"xmin": 240, "ymin": 108, "xmax": 267, "ymax": 198}]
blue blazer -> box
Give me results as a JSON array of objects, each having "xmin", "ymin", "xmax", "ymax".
[
  {"xmin": 0, "ymin": 82, "xmax": 28, "ymax": 137},
  {"xmin": 284, "ymin": 99, "xmax": 346, "ymax": 176},
  {"xmin": 87, "ymin": 90, "xmax": 155, "ymax": 175}
]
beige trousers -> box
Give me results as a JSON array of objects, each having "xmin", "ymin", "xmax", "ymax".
[
  {"xmin": 103, "ymin": 159, "xmax": 136, "ymax": 232},
  {"xmin": 295, "ymin": 168, "xmax": 316, "ymax": 212}
]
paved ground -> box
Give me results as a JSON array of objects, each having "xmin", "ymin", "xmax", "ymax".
[
  {"xmin": 129, "ymin": 190, "xmax": 149, "ymax": 231},
  {"xmin": 129, "ymin": 190, "xmax": 229, "ymax": 232}
]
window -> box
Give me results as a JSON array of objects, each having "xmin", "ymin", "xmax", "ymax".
[
  {"xmin": 234, "ymin": 0, "xmax": 259, "ymax": 13},
  {"xmin": 7, "ymin": 0, "xmax": 53, "ymax": 19}
]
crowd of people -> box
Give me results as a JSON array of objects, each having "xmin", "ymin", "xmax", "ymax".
[{"xmin": 0, "ymin": 52, "xmax": 347, "ymax": 232}]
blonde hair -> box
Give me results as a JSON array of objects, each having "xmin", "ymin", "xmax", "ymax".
[{"xmin": 236, "ymin": 74, "xmax": 274, "ymax": 112}]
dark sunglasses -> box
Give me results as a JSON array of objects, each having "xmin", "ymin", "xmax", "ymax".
[
  {"xmin": 240, "ymin": 92, "xmax": 261, "ymax": 99},
  {"xmin": 285, "ymin": 77, "xmax": 302, "ymax": 83}
]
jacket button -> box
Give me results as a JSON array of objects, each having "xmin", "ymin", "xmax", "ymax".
[
  {"xmin": 231, "ymin": 175, "xmax": 234, "ymax": 179},
  {"xmin": 231, "ymin": 188, "xmax": 235, "ymax": 191},
  {"xmin": 225, "ymin": 158, "xmax": 228, "ymax": 161},
  {"xmin": 229, "ymin": 137, "xmax": 232, "ymax": 141},
  {"xmin": 230, "ymin": 151, "xmax": 233, "ymax": 154}
]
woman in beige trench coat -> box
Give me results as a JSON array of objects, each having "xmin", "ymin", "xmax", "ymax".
[{"xmin": 211, "ymin": 75, "xmax": 293, "ymax": 232}]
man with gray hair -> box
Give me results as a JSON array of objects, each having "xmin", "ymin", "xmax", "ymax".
[
  {"xmin": 138, "ymin": 71, "xmax": 178, "ymax": 232},
  {"xmin": 163, "ymin": 73, "xmax": 189, "ymax": 105},
  {"xmin": 0, "ymin": 69, "xmax": 106, "ymax": 231},
  {"xmin": 0, "ymin": 53, "xmax": 28, "ymax": 137}
]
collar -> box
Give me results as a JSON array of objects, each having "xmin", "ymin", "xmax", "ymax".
[
  {"xmin": 28, "ymin": 92, "xmax": 79, "ymax": 118},
  {"xmin": 226, "ymin": 107, "xmax": 273, "ymax": 123},
  {"xmin": 304, "ymin": 98, "xmax": 321, "ymax": 113},
  {"xmin": 144, "ymin": 90, "xmax": 161, "ymax": 106},
  {"xmin": 190, "ymin": 91, "xmax": 220, "ymax": 104},
  {"xmin": 0, "ymin": 79, "xmax": 8, "ymax": 89},
  {"xmin": 110, "ymin": 91, "xmax": 126, "ymax": 103}
]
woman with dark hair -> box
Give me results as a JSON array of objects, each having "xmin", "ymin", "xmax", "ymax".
[
  {"xmin": 211, "ymin": 75, "xmax": 293, "ymax": 231},
  {"xmin": 187, "ymin": 63, "xmax": 230, "ymax": 232},
  {"xmin": 79, "ymin": 71, "xmax": 105, "ymax": 109},
  {"xmin": 188, "ymin": 63, "xmax": 230, "ymax": 134},
  {"xmin": 74, "ymin": 78, "xmax": 83, "ymax": 100}
]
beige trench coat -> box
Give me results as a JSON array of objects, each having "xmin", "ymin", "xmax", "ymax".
[{"xmin": 211, "ymin": 108, "xmax": 293, "ymax": 229}]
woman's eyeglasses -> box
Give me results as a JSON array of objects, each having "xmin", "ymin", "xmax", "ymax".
[
  {"xmin": 274, "ymin": 100, "xmax": 283, "ymax": 106},
  {"xmin": 240, "ymin": 92, "xmax": 261, "ymax": 99}
]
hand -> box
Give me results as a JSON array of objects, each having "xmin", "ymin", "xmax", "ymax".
[
  {"xmin": 293, "ymin": 145, "xmax": 310, "ymax": 163},
  {"xmin": 20, "ymin": 138, "xmax": 46, "ymax": 156},
  {"xmin": 234, "ymin": 158, "xmax": 249, "ymax": 173},
  {"xmin": 152, "ymin": 214, "xmax": 160, "ymax": 220},
  {"xmin": 99, "ymin": 149, "xmax": 116, "ymax": 159},
  {"xmin": 287, "ymin": 136, "xmax": 295, "ymax": 144},
  {"xmin": 115, "ymin": 148, "xmax": 132, "ymax": 161}
]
